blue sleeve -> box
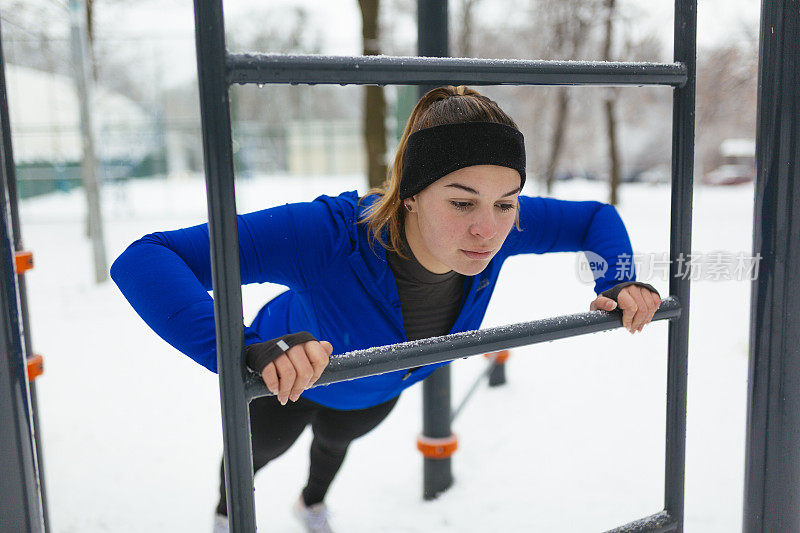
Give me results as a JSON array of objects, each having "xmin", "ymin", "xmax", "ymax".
[
  {"xmin": 110, "ymin": 199, "xmax": 348, "ymax": 372},
  {"xmin": 502, "ymin": 195, "xmax": 636, "ymax": 294}
]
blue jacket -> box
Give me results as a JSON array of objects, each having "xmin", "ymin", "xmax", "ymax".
[{"xmin": 110, "ymin": 191, "xmax": 636, "ymax": 410}]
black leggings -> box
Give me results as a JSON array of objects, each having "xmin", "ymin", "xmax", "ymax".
[{"xmin": 216, "ymin": 394, "xmax": 399, "ymax": 515}]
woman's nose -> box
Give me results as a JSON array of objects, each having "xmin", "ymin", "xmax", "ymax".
[{"xmin": 469, "ymin": 208, "xmax": 497, "ymax": 239}]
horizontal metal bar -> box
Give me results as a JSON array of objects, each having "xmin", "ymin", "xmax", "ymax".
[
  {"xmin": 227, "ymin": 53, "xmax": 688, "ymax": 88},
  {"xmin": 604, "ymin": 510, "xmax": 678, "ymax": 533},
  {"xmin": 246, "ymin": 297, "xmax": 681, "ymax": 401}
]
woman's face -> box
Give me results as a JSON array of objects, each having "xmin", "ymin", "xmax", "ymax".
[{"xmin": 404, "ymin": 164, "xmax": 521, "ymax": 276}]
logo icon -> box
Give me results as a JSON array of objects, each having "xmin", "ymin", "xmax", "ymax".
[{"xmin": 578, "ymin": 251, "xmax": 608, "ymax": 282}]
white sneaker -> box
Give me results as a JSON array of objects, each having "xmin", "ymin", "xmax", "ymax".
[
  {"xmin": 212, "ymin": 512, "xmax": 229, "ymax": 533},
  {"xmin": 292, "ymin": 496, "xmax": 334, "ymax": 533}
]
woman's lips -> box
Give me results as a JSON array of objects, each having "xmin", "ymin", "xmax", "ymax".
[{"xmin": 462, "ymin": 249, "xmax": 492, "ymax": 260}]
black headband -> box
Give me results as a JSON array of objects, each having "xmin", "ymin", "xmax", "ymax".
[{"xmin": 399, "ymin": 122, "xmax": 526, "ymax": 200}]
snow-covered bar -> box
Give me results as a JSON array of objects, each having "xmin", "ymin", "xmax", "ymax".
[
  {"xmin": 226, "ymin": 53, "xmax": 689, "ymax": 88},
  {"xmin": 245, "ymin": 296, "xmax": 681, "ymax": 401},
  {"xmin": 604, "ymin": 510, "xmax": 677, "ymax": 533}
]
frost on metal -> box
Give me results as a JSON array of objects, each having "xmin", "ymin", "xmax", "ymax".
[
  {"xmin": 226, "ymin": 53, "xmax": 687, "ymax": 88},
  {"xmin": 603, "ymin": 510, "xmax": 675, "ymax": 533},
  {"xmin": 245, "ymin": 297, "xmax": 678, "ymax": 399}
]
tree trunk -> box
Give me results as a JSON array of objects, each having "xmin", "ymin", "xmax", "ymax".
[
  {"xmin": 544, "ymin": 87, "xmax": 569, "ymax": 194},
  {"xmin": 359, "ymin": 0, "xmax": 388, "ymax": 189},
  {"xmin": 85, "ymin": 0, "xmax": 98, "ymax": 80},
  {"xmin": 459, "ymin": 0, "xmax": 479, "ymax": 57},
  {"xmin": 602, "ymin": 0, "xmax": 621, "ymax": 205},
  {"xmin": 605, "ymin": 95, "xmax": 620, "ymax": 205},
  {"xmin": 70, "ymin": 0, "xmax": 107, "ymax": 282},
  {"xmin": 542, "ymin": 0, "xmax": 594, "ymax": 194}
]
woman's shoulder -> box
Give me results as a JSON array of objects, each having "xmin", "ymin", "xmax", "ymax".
[
  {"xmin": 291, "ymin": 189, "xmax": 369, "ymax": 243},
  {"xmin": 286, "ymin": 190, "xmax": 363, "ymax": 225},
  {"xmin": 311, "ymin": 189, "xmax": 361, "ymax": 209}
]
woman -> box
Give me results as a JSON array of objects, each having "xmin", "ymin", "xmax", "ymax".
[{"xmin": 111, "ymin": 86, "xmax": 660, "ymax": 532}]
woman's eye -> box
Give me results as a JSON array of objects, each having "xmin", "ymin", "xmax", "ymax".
[
  {"xmin": 496, "ymin": 203, "xmax": 516, "ymax": 212},
  {"xmin": 450, "ymin": 201, "xmax": 472, "ymax": 211}
]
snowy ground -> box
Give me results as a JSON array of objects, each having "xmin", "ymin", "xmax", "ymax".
[{"xmin": 19, "ymin": 174, "xmax": 753, "ymax": 532}]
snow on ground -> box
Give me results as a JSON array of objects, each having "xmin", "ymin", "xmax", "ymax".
[{"xmin": 19, "ymin": 175, "xmax": 753, "ymax": 532}]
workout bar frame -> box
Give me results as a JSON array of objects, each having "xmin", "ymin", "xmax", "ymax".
[
  {"xmin": 193, "ymin": 1, "xmax": 256, "ymax": 531},
  {"xmin": 743, "ymin": 1, "xmax": 800, "ymax": 530},
  {"xmin": 244, "ymin": 298, "xmax": 681, "ymax": 400},
  {"xmin": 664, "ymin": 2, "xmax": 696, "ymax": 531},
  {"xmin": 227, "ymin": 53, "xmax": 688, "ymax": 88},
  {"xmin": 0, "ymin": 11, "xmax": 46, "ymax": 532},
  {"xmin": 604, "ymin": 510, "xmax": 677, "ymax": 533},
  {"xmin": 417, "ymin": 2, "xmax": 453, "ymax": 502},
  {"xmin": 192, "ymin": 0, "xmax": 696, "ymax": 530}
]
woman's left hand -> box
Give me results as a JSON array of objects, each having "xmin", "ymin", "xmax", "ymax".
[{"xmin": 590, "ymin": 285, "xmax": 661, "ymax": 333}]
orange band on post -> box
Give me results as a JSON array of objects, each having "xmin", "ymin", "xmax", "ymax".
[
  {"xmin": 15, "ymin": 251, "xmax": 34, "ymax": 274},
  {"xmin": 416, "ymin": 434, "xmax": 458, "ymax": 459},
  {"xmin": 484, "ymin": 350, "xmax": 510, "ymax": 364},
  {"xmin": 27, "ymin": 354, "xmax": 44, "ymax": 382}
]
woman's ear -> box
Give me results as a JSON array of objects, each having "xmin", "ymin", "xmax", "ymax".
[{"xmin": 404, "ymin": 196, "xmax": 417, "ymax": 213}]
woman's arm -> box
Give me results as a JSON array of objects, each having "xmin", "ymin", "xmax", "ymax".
[
  {"xmin": 111, "ymin": 199, "xmax": 348, "ymax": 372},
  {"xmin": 504, "ymin": 195, "xmax": 637, "ymax": 293},
  {"xmin": 504, "ymin": 195, "xmax": 661, "ymax": 332}
]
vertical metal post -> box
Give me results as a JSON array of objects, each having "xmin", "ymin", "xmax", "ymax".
[
  {"xmin": 0, "ymin": 12, "xmax": 51, "ymax": 531},
  {"xmin": 664, "ymin": 1, "xmax": 696, "ymax": 531},
  {"xmin": 418, "ymin": 0, "xmax": 454, "ymax": 501},
  {"xmin": 422, "ymin": 368, "xmax": 453, "ymax": 499},
  {"xmin": 193, "ymin": 0, "xmax": 256, "ymax": 531},
  {"xmin": 743, "ymin": 1, "xmax": 800, "ymax": 531},
  {"xmin": 488, "ymin": 355, "xmax": 507, "ymax": 387},
  {"xmin": 0, "ymin": 18, "xmax": 44, "ymax": 531},
  {"xmin": 487, "ymin": 363, "xmax": 506, "ymax": 386}
]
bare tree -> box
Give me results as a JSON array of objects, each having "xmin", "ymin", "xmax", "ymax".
[
  {"xmin": 458, "ymin": 0, "xmax": 482, "ymax": 57},
  {"xmin": 359, "ymin": 0, "xmax": 388, "ymax": 189},
  {"xmin": 0, "ymin": 1, "xmax": 70, "ymax": 74},
  {"xmin": 694, "ymin": 41, "xmax": 758, "ymax": 174},
  {"xmin": 602, "ymin": 0, "xmax": 621, "ymax": 205},
  {"xmin": 538, "ymin": 0, "xmax": 603, "ymax": 194}
]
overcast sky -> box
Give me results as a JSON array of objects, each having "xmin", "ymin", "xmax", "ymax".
[{"xmin": 89, "ymin": 0, "xmax": 760, "ymax": 88}]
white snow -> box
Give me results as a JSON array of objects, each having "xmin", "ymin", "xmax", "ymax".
[{"xmin": 20, "ymin": 175, "xmax": 753, "ymax": 532}]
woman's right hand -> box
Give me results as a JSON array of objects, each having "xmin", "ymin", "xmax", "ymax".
[{"xmin": 261, "ymin": 340, "xmax": 333, "ymax": 405}]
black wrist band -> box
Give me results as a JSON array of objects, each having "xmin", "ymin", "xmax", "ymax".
[
  {"xmin": 600, "ymin": 281, "xmax": 660, "ymax": 302},
  {"xmin": 245, "ymin": 331, "xmax": 317, "ymax": 374}
]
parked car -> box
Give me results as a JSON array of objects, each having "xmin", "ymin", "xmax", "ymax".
[
  {"xmin": 634, "ymin": 165, "xmax": 671, "ymax": 184},
  {"xmin": 703, "ymin": 138, "xmax": 755, "ymax": 186},
  {"xmin": 702, "ymin": 164, "xmax": 755, "ymax": 186}
]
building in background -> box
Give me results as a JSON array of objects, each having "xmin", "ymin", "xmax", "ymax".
[
  {"xmin": 286, "ymin": 120, "xmax": 364, "ymax": 176},
  {"xmin": 6, "ymin": 64, "xmax": 162, "ymax": 198}
]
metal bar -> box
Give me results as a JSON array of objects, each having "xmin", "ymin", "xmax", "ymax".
[
  {"xmin": 450, "ymin": 355, "xmax": 498, "ymax": 423},
  {"xmin": 27, "ymin": 382, "xmax": 49, "ymax": 532},
  {"xmin": 227, "ymin": 53, "xmax": 688, "ymax": 88},
  {"xmin": 0, "ymin": 13, "xmax": 44, "ymax": 529},
  {"xmin": 663, "ymin": 1, "xmax": 696, "ymax": 531},
  {"xmin": 422, "ymin": 367, "xmax": 452, "ymax": 499},
  {"xmin": 417, "ymin": 0, "xmax": 454, "ymax": 501},
  {"xmin": 487, "ymin": 355, "xmax": 507, "ymax": 387},
  {"xmin": 0, "ymin": 12, "xmax": 50, "ymax": 530},
  {"xmin": 246, "ymin": 298, "xmax": 681, "ymax": 400},
  {"xmin": 604, "ymin": 510, "xmax": 678, "ymax": 533},
  {"xmin": 192, "ymin": 0, "xmax": 255, "ymax": 531},
  {"xmin": 743, "ymin": 1, "xmax": 800, "ymax": 531}
]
